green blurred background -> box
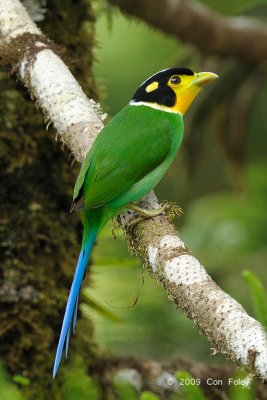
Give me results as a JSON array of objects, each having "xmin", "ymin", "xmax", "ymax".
[{"xmin": 79, "ymin": 0, "xmax": 267, "ymax": 365}]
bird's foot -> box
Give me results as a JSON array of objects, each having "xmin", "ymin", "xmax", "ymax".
[
  {"xmin": 126, "ymin": 203, "xmax": 168, "ymax": 228},
  {"xmin": 128, "ymin": 203, "xmax": 168, "ymax": 218},
  {"xmin": 126, "ymin": 201, "xmax": 183, "ymax": 229},
  {"xmin": 126, "ymin": 216, "xmax": 147, "ymax": 228}
]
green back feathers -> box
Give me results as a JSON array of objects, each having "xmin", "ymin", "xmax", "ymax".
[{"xmin": 73, "ymin": 105, "xmax": 183, "ymax": 209}]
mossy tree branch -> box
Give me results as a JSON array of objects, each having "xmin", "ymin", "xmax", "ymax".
[
  {"xmin": 108, "ymin": 0, "xmax": 267, "ymax": 65},
  {"xmin": 0, "ymin": 0, "xmax": 266, "ymax": 384},
  {"xmin": 0, "ymin": 0, "xmax": 99, "ymax": 397}
]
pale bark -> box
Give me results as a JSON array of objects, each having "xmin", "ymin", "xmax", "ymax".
[
  {"xmin": 0, "ymin": 0, "xmax": 106, "ymax": 163},
  {"xmin": 0, "ymin": 0, "xmax": 266, "ymax": 381}
]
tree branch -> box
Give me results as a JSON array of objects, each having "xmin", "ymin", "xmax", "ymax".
[
  {"xmin": 0, "ymin": 0, "xmax": 106, "ymax": 163},
  {"xmin": 0, "ymin": 0, "xmax": 266, "ymax": 380},
  {"xmin": 108, "ymin": 0, "xmax": 267, "ymax": 65}
]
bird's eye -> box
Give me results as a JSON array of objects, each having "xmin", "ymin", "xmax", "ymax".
[{"xmin": 170, "ymin": 75, "xmax": 181, "ymax": 85}]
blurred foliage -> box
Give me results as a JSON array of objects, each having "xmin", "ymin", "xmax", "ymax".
[
  {"xmin": 175, "ymin": 371, "xmax": 206, "ymax": 400},
  {"xmin": 113, "ymin": 381, "xmax": 139, "ymax": 400},
  {"xmin": 228, "ymin": 370, "xmax": 255, "ymax": 400},
  {"xmin": 62, "ymin": 359, "xmax": 101, "ymax": 400},
  {"xmin": 242, "ymin": 270, "xmax": 267, "ymax": 330},
  {"xmin": 12, "ymin": 374, "xmax": 30, "ymax": 386},
  {"xmin": 81, "ymin": 288, "xmax": 122, "ymax": 322},
  {"xmin": 0, "ymin": 362, "xmax": 27, "ymax": 400},
  {"xmin": 139, "ymin": 392, "xmax": 161, "ymax": 400}
]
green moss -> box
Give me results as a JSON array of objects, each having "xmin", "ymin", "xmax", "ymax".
[
  {"xmin": 0, "ymin": 0, "xmax": 99, "ymax": 398},
  {"xmin": 0, "ymin": 362, "xmax": 27, "ymax": 400}
]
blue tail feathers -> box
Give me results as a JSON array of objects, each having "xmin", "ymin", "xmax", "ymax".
[{"xmin": 53, "ymin": 228, "xmax": 97, "ymax": 379}]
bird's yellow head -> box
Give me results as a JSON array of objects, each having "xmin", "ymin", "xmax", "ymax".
[{"xmin": 131, "ymin": 67, "xmax": 218, "ymax": 115}]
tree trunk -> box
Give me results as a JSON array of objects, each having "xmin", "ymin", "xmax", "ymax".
[{"xmin": 0, "ymin": 1, "xmax": 98, "ymax": 398}]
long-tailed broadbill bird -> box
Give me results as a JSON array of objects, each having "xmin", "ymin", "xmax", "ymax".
[{"xmin": 53, "ymin": 67, "xmax": 218, "ymax": 377}]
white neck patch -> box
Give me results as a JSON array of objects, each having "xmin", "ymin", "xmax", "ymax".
[{"xmin": 129, "ymin": 100, "xmax": 182, "ymax": 115}]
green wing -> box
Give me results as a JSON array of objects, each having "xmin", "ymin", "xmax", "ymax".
[{"xmin": 73, "ymin": 105, "xmax": 180, "ymax": 209}]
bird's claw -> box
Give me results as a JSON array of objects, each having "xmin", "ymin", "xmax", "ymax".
[
  {"xmin": 126, "ymin": 202, "xmax": 183, "ymax": 229},
  {"xmin": 126, "ymin": 203, "xmax": 168, "ymax": 228}
]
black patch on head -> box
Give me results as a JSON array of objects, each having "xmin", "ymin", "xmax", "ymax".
[{"xmin": 132, "ymin": 67, "xmax": 194, "ymax": 107}]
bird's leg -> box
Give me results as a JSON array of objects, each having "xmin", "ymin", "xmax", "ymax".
[
  {"xmin": 128, "ymin": 203, "xmax": 168, "ymax": 218},
  {"xmin": 126, "ymin": 202, "xmax": 183, "ymax": 229},
  {"xmin": 126, "ymin": 203, "xmax": 168, "ymax": 228},
  {"xmin": 126, "ymin": 216, "xmax": 147, "ymax": 228}
]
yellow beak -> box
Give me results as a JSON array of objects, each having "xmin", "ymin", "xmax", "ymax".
[{"xmin": 191, "ymin": 72, "xmax": 219, "ymax": 87}]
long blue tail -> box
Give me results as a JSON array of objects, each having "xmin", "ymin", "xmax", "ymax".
[{"xmin": 53, "ymin": 211, "xmax": 99, "ymax": 378}]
